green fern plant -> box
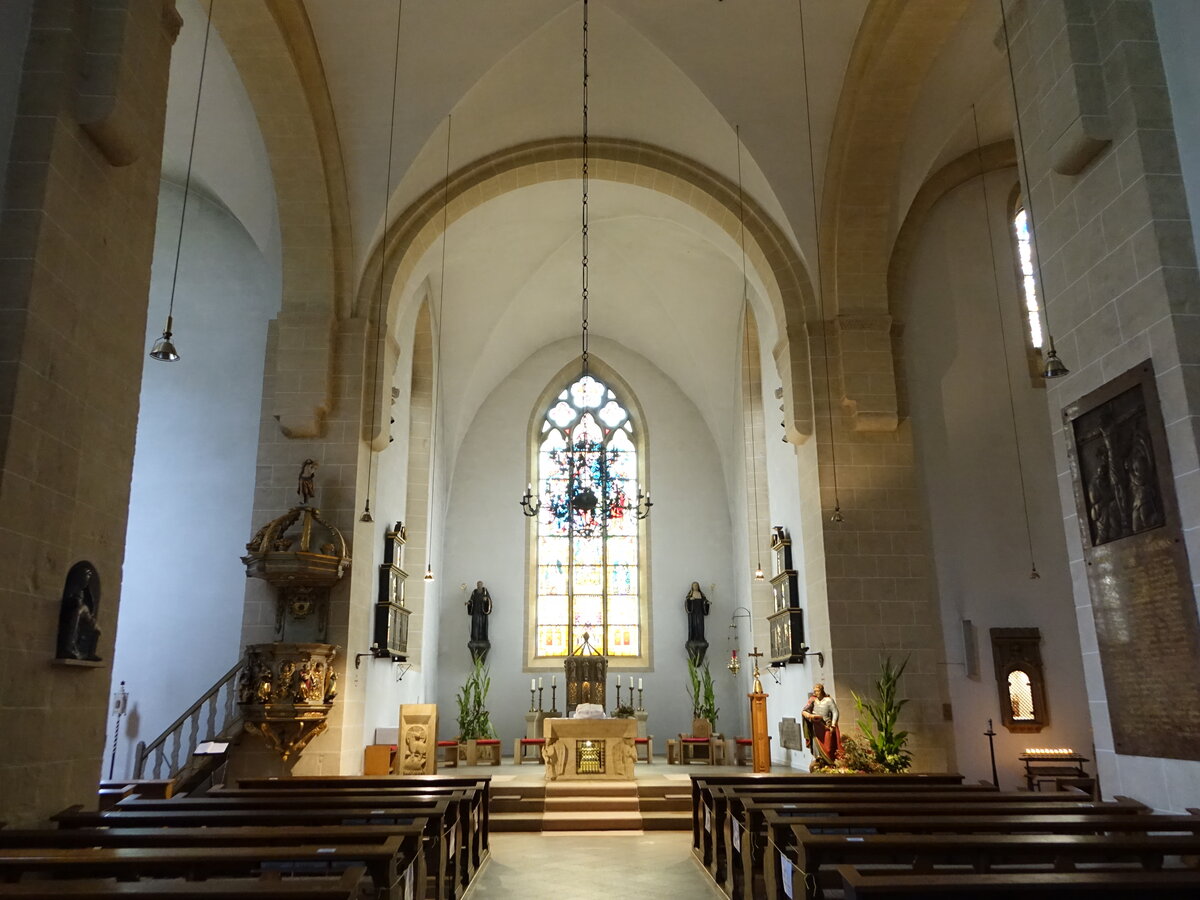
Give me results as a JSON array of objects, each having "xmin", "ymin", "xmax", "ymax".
[
  {"xmin": 455, "ymin": 658, "xmax": 495, "ymax": 741},
  {"xmin": 686, "ymin": 655, "xmax": 719, "ymax": 729},
  {"xmin": 851, "ymin": 655, "xmax": 913, "ymax": 773}
]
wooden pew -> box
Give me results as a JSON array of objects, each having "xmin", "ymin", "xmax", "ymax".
[
  {"xmin": 729, "ymin": 794, "xmax": 1149, "ymax": 900},
  {"xmin": 0, "ymin": 839, "xmax": 417, "ymax": 900},
  {"xmin": 213, "ymin": 783, "xmax": 489, "ymax": 874},
  {"xmin": 835, "ymin": 866, "xmax": 1200, "ymax": 898},
  {"xmin": 689, "ymin": 773, "xmax": 966, "ymax": 859},
  {"xmin": 0, "ymin": 822, "xmax": 426, "ymax": 897},
  {"xmin": 0, "ymin": 867, "xmax": 369, "ymax": 898},
  {"xmin": 231, "ymin": 776, "xmax": 491, "ymax": 858},
  {"xmin": 109, "ymin": 792, "xmax": 469, "ymax": 893},
  {"xmin": 55, "ymin": 800, "xmax": 457, "ymax": 900},
  {"xmin": 771, "ymin": 823, "xmax": 1200, "ymax": 900}
]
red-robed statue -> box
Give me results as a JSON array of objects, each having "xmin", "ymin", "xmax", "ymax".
[{"xmin": 801, "ymin": 682, "xmax": 841, "ymax": 766}]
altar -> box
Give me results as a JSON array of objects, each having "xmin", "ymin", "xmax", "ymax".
[{"xmin": 543, "ymin": 717, "xmax": 637, "ymax": 781}]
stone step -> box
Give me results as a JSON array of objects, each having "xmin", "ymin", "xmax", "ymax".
[
  {"xmin": 544, "ymin": 780, "xmax": 638, "ymax": 797},
  {"xmin": 640, "ymin": 810, "xmax": 692, "ymax": 831},
  {"xmin": 542, "ymin": 810, "xmax": 643, "ymax": 831},
  {"xmin": 544, "ymin": 794, "xmax": 640, "ymax": 812},
  {"xmin": 489, "ymin": 812, "xmax": 544, "ymax": 832}
]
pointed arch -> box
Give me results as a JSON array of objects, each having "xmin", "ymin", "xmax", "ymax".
[{"xmin": 524, "ymin": 356, "xmax": 650, "ymax": 668}]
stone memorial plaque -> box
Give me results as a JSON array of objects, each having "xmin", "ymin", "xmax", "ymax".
[
  {"xmin": 779, "ymin": 717, "xmax": 803, "ymax": 751},
  {"xmin": 1064, "ymin": 361, "xmax": 1200, "ymax": 760}
]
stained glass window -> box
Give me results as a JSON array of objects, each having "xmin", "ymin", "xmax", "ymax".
[
  {"xmin": 1012, "ymin": 207, "xmax": 1044, "ymax": 350},
  {"xmin": 533, "ymin": 374, "xmax": 641, "ymax": 658}
]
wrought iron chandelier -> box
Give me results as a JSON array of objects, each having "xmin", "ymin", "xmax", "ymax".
[{"xmin": 519, "ymin": 0, "xmax": 651, "ymax": 529}]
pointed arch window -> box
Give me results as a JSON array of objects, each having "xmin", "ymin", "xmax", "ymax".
[
  {"xmin": 532, "ymin": 373, "xmax": 644, "ymax": 661},
  {"xmin": 1012, "ymin": 204, "xmax": 1044, "ymax": 351}
]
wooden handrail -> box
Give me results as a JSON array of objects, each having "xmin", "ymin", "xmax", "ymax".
[{"xmin": 134, "ymin": 659, "xmax": 243, "ymax": 779}]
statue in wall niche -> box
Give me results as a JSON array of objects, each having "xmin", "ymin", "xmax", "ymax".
[
  {"xmin": 297, "ymin": 458, "xmax": 318, "ymax": 505},
  {"xmin": 467, "ymin": 581, "xmax": 493, "ymax": 662},
  {"xmin": 685, "ymin": 581, "xmax": 710, "ymax": 663},
  {"xmin": 56, "ymin": 562, "xmax": 102, "ymax": 661}
]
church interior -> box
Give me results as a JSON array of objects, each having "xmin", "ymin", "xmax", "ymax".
[{"xmin": 5, "ymin": 0, "xmax": 1200, "ymax": 888}]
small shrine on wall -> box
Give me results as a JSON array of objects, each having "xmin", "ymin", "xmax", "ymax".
[
  {"xmin": 767, "ymin": 526, "xmax": 806, "ymax": 665},
  {"xmin": 237, "ymin": 460, "xmax": 350, "ymax": 760}
]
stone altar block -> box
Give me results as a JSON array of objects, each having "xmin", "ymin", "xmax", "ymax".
[{"xmin": 543, "ymin": 717, "xmax": 637, "ymax": 781}]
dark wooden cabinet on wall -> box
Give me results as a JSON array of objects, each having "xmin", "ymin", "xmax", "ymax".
[
  {"xmin": 768, "ymin": 526, "xmax": 806, "ymax": 664},
  {"xmin": 374, "ymin": 521, "xmax": 411, "ymax": 660}
]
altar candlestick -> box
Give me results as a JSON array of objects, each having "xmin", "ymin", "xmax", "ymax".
[
  {"xmin": 637, "ymin": 686, "xmax": 644, "ymax": 711},
  {"xmin": 529, "ymin": 687, "xmax": 536, "ymax": 712},
  {"xmin": 550, "ymin": 682, "xmax": 557, "ymax": 711},
  {"xmin": 537, "ymin": 686, "xmax": 544, "ymax": 711},
  {"xmin": 615, "ymin": 683, "xmax": 623, "ymax": 708}
]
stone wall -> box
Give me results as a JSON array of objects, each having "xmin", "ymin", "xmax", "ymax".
[{"xmin": 0, "ymin": 1, "xmax": 178, "ymax": 824}]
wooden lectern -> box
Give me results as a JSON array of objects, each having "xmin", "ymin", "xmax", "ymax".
[{"xmin": 748, "ymin": 648, "xmax": 770, "ymax": 773}]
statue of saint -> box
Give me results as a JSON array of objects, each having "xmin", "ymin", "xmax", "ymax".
[
  {"xmin": 57, "ymin": 562, "xmax": 102, "ymax": 661},
  {"xmin": 801, "ymin": 683, "xmax": 842, "ymax": 766},
  {"xmin": 685, "ymin": 581, "xmax": 710, "ymax": 644},
  {"xmin": 297, "ymin": 459, "xmax": 318, "ymax": 505},
  {"xmin": 467, "ymin": 581, "xmax": 493, "ymax": 643}
]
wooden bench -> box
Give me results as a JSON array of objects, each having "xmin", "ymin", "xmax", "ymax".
[
  {"xmin": 771, "ymin": 824, "xmax": 1200, "ymax": 900},
  {"xmin": 0, "ymin": 838, "xmax": 418, "ymax": 900},
  {"xmin": 835, "ymin": 866, "xmax": 1200, "ymax": 898},
  {"xmin": 55, "ymin": 799, "xmax": 458, "ymax": 900},
  {"xmin": 0, "ymin": 867, "xmax": 370, "ymax": 898},
  {"xmin": 728, "ymin": 792, "xmax": 1148, "ymax": 900}
]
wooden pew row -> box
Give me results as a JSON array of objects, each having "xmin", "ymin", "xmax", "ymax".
[
  {"xmin": 108, "ymin": 790, "xmax": 475, "ymax": 895},
  {"xmin": 768, "ymin": 816, "xmax": 1200, "ymax": 900},
  {"xmin": 727, "ymin": 793, "xmax": 1150, "ymax": 900},
  {"xmin": 693, "ymin": 776, "xmax": 980, "ymax": 874},
  {"xmin": 0, "ymin": 839, "xmax": 418, "ymax": 900},
  {"xmin": 835, "ymin": 866, "xmax": 1200, "ymax": 899},
  {"xmin": 688, "ymin": 773, "xmax": 967, "ymax": 859},
  {"xmin": 230, "ymin": 776, "xmax": 491, "ymax": 858},
  {"xmin": 55, "ymin": 798, "xmax": 458, "ymax": 900},
  {"xmin": 0, "ymin": 822, "xmax": 427, "ymax": 897},
  {"xmin": 0, "ymin": 867, "xmax": 370, "ymax": 899},
  {"xmin": 210, "ymin": 783, "xmax": 490, "ymax": 874}
]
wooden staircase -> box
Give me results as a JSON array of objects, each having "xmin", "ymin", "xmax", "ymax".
[{"xmin": 491, "ymin": 780, "xmax": 690, "ymax": 832}]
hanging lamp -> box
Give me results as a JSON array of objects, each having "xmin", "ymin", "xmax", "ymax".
[{"xmin": 150, "ymin": 1, "xmax": 218, "ymax": 361}]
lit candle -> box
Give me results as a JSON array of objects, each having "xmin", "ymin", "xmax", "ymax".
[
  {"xmin": 538, "ymin": 677, "xmax": 543, "ymax": 689},
  {"xmin": 638, "ymin": 678, "xmax": 643, "ymax": 690},
  {"xmin": 531, "ymin": 678, "xmax": 536, "ymax": 691}
]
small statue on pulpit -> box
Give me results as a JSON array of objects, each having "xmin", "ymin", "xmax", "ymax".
[{"xmin": 297, "ymin": 459, "xmax": 318, "ymax": 505}]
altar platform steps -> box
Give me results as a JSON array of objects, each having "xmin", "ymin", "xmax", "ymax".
[{"xmin": 489, "ymin": 779, "xmax": 690, "ymax": 832}]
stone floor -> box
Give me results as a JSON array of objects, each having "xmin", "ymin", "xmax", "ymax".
[{"xmin": 463, "ymin": 831, "xmax": 725, "ymax": 899}]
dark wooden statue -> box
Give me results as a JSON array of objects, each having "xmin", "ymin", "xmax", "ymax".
[
  {"xmin": 467, "ymin": 581, "xmax": 492, "ymax": 662},
  {"xmin": 56, "ymin": 561, "xmax": 101, "ymax": 661}
]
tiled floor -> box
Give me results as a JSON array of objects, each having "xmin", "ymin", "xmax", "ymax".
[{"xmin": 465, "ymin": 831, "xmax": 725, "ymax": 899}]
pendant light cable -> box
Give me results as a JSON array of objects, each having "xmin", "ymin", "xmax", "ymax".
[
  {"xmin": 426, "ymin": 115, "xmax": 452, "ymax": 584},
  {"xmin": 797, "ymin": 1, "xmax": 844, "ymax": 523},
  {"xmin": 580, "ymin": 0, "xmax": 591, "ymax": 377},
  {"xmin": 999, "ymin": 0, "xmax": 1068, "ymax": 378},
  {"xmin": 971, "ymin": 106, "xmax": 1040, "ymax": 579},
  {"xmin": 735, "ymin": 126, "xmax": 766, "ymax": 582},
  {"xmin": 150, "ymin": 0, "xmax": 217, "ymax": 362},
  {"xmin": 361, "ymin": 0, "xmax": 405, "ymax": 522}
]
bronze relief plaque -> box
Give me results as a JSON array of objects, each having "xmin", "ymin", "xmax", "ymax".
[{"xmin": 1064, "ymin": 361, "xmax": 1200, "ymax": 760}]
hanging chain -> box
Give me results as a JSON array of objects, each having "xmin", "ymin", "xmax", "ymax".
[{"xmin": 580, "ymin": 0, "xmax": 590, "ymax": 374}]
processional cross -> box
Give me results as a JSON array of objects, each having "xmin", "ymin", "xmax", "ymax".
[{"xmin": 748, "ymin": 646, "xmax": 765, "ymax": 694}]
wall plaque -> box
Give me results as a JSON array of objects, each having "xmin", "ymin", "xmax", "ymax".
[{"xmin": 1064, "ymin": 360, "xmax": 1200, "ymax": 760}]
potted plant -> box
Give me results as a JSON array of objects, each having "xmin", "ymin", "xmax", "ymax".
[
  {"xmin": 686, "ymin": 655, "xmax": 719, "ymax": 731},
  {"xmin": 851, "ymin": 654, "xmax": 913, "ymax": 773},
  {"xmin": 455, "ymin": 658, "xmax": 495, "ymax": 765}
]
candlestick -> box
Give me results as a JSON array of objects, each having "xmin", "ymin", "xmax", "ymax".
[
  {"xmin": 550, "ymin": 683, "xmax": 557, "ymax": 711},
  {"xmin": 615, "ymin": 683, "xmax": 623, "ymax": 708},
  {"xmin": 636, "ymin": 686, "xmax": 644, "ymax": 711},
  {"xmin": 530, "ymin": 687, "xmax": 536, "ymax": 712},
  {"xmin": 537, "ymin": 686, "xmax": 544, "ymax": 711}
]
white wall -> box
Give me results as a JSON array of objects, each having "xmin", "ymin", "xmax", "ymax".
[
  {"xmin": 434, "ymin": 336, "xmax": 739, "ymax": 748},
  {"xmin": 900, "ymin": 170, "xmax": 1093, "ymax": 788},
  {"xmin": 110, "ymin": 183, "xmax": 279, "ymax": 779}
]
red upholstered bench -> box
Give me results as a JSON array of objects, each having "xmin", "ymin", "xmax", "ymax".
[
  {"xmin": 514, "ymin": 737, "xmax": 545, "ymax": 765},
  {"xmin": 634, "ymin": 736, "xmax": 654, "ymax": 764},
  {"xmin": 733, "ymin": 735, "xmax": 769, "ymax": 765},
  {"xmin": 436, "ymin": 740, "xmax": 458, "ymax": 768}
]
